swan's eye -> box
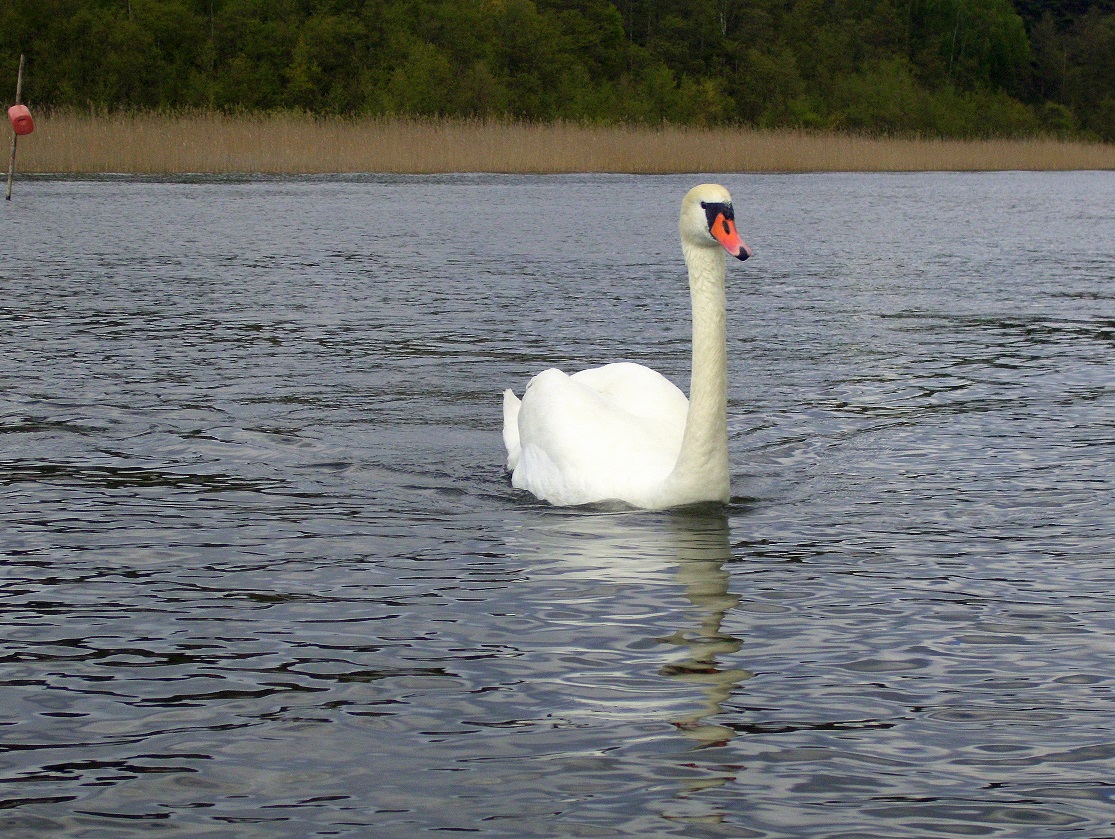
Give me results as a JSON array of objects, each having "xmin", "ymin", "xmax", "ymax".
[{"xmin": 701, "ymin": 201, "xmax": 734, "ymax": 232}]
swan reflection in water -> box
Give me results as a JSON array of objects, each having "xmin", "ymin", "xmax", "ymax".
[
  {"xmin": 510, "ymin": 509, "xmax": 750, "ymax": 748},
  {"xmin": 657, "ymin": 515, "xmax": 751, "ymax": 747}
]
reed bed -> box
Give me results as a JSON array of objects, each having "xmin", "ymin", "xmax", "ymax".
[{"xmin": 18, "ymin": 111, "xmax": 1115, "ymax": 174}]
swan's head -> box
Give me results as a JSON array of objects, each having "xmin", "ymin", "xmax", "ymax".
[{"xmin": 680, "ymin": 184, "xmax": 752, "ymax": 261}]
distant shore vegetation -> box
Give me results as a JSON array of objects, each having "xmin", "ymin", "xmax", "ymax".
[
  {"xmin": 20, "ymin": 112, "xmax": 1115, "ymax": 174},
  {"xmin": 2, "ymin": 0, "xmax": 1113, "ymax": 142}
]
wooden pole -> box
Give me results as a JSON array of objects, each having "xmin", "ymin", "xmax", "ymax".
[{"xmin": 6, "ymin": 54, "xmax": 25, "ymax": 201}]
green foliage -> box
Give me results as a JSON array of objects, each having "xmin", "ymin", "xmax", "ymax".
[
  {"xmin": 911, "ymin": 0, "xmax": 1031, "ymax": 91},
  {"xmin": 0, "ymin": 0, "xmax": 1111, "ymax": 138}
]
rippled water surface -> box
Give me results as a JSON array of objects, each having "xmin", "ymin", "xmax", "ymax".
[{"xmin": 2, "ymin": 172, "xmax": 1114, "ymax": 837}]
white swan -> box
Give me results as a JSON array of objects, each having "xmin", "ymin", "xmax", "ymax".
[{"xmin": 502, "ymin": 184, "xmax": 751, "ymax": 509}]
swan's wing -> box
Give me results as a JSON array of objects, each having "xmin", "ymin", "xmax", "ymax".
[
  {"xmin": 512, "ymin": 365, "xmax": 688, "ymax": 506},
  {"xmin": 570, "ymin": 362, "xmax": 688, "ymax": 423},
  {"xmin": 502, "ymin": 389, "xmax": 522, "ymax": 470}
]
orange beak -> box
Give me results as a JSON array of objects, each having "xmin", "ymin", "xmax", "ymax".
[{"xmin": 710, "ymin": 213, "xmax": 752, "ymax": 261}]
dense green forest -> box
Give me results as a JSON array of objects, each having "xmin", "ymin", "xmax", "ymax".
[{"xmin": 1, "ymin": 0, "xmax": 1113, "ymax": 138}]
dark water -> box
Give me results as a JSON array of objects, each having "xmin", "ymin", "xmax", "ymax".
[{"xmin": 2, "ymin": 171, "xmax": 1114, "ymax": 838}]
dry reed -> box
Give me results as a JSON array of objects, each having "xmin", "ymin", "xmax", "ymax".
[{"xmin": 17, "ymin": 111, "xmax": 1115, "ymax": 174}]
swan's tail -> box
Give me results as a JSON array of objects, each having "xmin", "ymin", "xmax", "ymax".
[{"xmin": 502, "ymin": 389, "xmax": 522, "ymax": 471}]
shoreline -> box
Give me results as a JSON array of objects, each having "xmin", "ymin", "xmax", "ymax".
[{"xmin": 14, "ymin": 112, "xmax": 1115, "ymax": 174}]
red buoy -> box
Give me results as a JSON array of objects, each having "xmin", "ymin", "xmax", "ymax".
[{"xmin": 8, "ymin": 104, "xmax": 33, "ymax": 135}]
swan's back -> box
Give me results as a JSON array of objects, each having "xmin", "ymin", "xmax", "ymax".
[
  {"xmin": 567, "ymin": 363, "xmax": 687, "ymax": 423},
  {"xmin": 503, "ymin": 362, "xmax": 688, "ymax": 507}
]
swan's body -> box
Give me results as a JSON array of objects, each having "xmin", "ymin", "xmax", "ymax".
[{"xmin": 502, "ymin": 184, "xmax": 751, "ymax": 509}]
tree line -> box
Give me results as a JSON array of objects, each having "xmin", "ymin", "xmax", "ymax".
[{"xmin": 1, "ymin": 0, "xmax": 1113, "ymax": 139}]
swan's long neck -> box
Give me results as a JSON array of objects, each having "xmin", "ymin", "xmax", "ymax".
[{"xmin": 667, "ymin": 241, "xmax": 730, "ymax": 502}]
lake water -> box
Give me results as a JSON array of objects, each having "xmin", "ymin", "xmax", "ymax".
[{"xmin": 1, "ymin": 171, "xmax": 1114, "ymax": 838}]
